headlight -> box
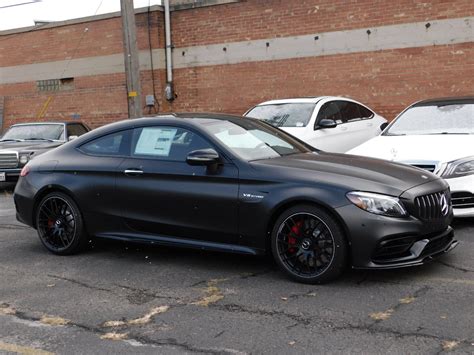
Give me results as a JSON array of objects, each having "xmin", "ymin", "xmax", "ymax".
[
  {"xmin": 346, "ymin": 191, "xmax": 408, "ymax": 218},
  {"xmin": 441, "ymin": 156, "xmax": 474, "ymax": 179},
  {"xmin": 19, "ymin": 152, "xmax": 33, "ymax": 165}
]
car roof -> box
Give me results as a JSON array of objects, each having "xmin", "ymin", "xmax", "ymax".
[
  {"xmin": 412, "ymin": 96, "xmax": 474, "ymax": 107},
  {"xmin": 250, "ymin": 96, "xmax": 360, "ymax": 106},
  {"xmin": 11, "ymin": 121, "xmax": 86, "ymax": 127},
  {"xmin": 72, "ymin": 113, "xmax": 248, "ymax": 137},
  {"xmin": 121, "ymin": 113, "xmax": 246, "ymax": 125}
]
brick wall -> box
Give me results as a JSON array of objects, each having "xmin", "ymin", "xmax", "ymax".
[
  {"xmin": 171, "ymin": 0, "xmax": 474, "ymax": 47},
  {"xmin": 0, "ymin": 0, "xmax": 472, "ymax": 130},
  {"xmin": 170, "ymin": 42, "xmax": 474, "ymax": 120}
]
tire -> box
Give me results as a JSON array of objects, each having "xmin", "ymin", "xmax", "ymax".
[
  {"xmin": 35, "ymin": 191, "xmax": 87, "ymax": 255},
  {"xmin": 271, "ymin": 204, "xmax": 347, "ymax": 284}
]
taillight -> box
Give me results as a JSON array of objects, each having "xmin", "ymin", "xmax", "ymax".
[{"xmin": 20, "ymin": 165, "xmax": 30, "ymax": 177}]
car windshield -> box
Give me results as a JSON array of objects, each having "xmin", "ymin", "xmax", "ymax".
[
  {"xmin": 384, "ymin": 103, "xmax": 474, "ymax": 136},
  {"xmin": 246, "ymin": 103, "xmax": 316, "ymax": 128},
  {"xmin": 1, "ymin": 124, "xmax": 64, "ymax": 141},
  {"xmin": 199, "ymin": 118, "xmax": 312, "ymax": 161}
]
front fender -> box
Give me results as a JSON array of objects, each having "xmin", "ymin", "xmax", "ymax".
[{"xmin": 238, "ymin": 183, "xmax": 350, "ymax": 250}]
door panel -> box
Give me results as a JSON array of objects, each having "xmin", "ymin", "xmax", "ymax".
[
  {"xmin": 73, "ymin": 129, "xmax": 132, "ymax": 235},
  {"xmin": 116, "ymin": 126, "xmax": 240, "ymax": 244},
  {"xmin": 117, "ymin": 159, "xmax": 240, "ymax": 243},
  {"xmin": 311, "ymin": 100, "xmax": 379, "ymax": 152}
]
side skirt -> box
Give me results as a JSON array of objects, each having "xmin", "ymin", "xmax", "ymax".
[{"xmin": 95, "ymin": 232, "xmax": 264, "ymax": 256}]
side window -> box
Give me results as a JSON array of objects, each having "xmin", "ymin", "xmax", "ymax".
[
  {"xmin": 316, "ymin": 102, "xmax": 342, "ymax": 127},
  {"xmin": 358, "ymin": 105, "xmax": 375, "ymax": 119},
  {"xmin": 79, "ymin": 130, "xmax": 129, "ymax": 156},
  {"xmin": 67, "ymin": 124, "xmax": 88, "ymax": 138},
  {"xmin": 337, "ymin": 101, "xmax": 362, "ymax": 123},
  {"xmin": 132, "ymin": 126, "xmax": 213, "ymax": 162}
]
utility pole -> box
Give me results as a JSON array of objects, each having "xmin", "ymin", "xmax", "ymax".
[{"xmin": 120, "ymin": 0, "xmax": 142, "ymax": 118}]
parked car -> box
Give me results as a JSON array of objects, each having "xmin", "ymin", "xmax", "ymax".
[
  {"xmin": 0, "ymin": 121, "xmax": 90, "ymax": 182},
  {"xmin": 348, "ymin": 97, "xmax": 474, "ymax": 218},
  {"xmin": 244, "ymin": 97, "xmax": 387, "ymax": 153},
  {"xmin": 14, "ymin": 114, "xmax": 457, "ymax": 283}
]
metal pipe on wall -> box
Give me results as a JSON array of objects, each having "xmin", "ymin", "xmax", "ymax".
[{"xmin": 163, "ymin": 0, "xmax": 174, "ymax": 101}]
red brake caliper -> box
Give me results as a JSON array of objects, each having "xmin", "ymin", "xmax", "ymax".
[{"xmin": 288, "ymin": 221, "xmax": 302, "ymax": 253}]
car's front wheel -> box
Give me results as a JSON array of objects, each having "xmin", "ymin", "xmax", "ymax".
[
  {"xmin": 36, "ymin": 192, "xmax": 87, "ymax": 255},
  {"xmin": 271, "ymin": 204, "xmax": 347, "ymax": 284}
]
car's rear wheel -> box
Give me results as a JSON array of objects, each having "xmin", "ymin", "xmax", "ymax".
[
  {"xmin": 36, "ymin": 192, "xmax": 87, "ymax": 255},
  {"xmin": 271, "ymin": 204, "xmax": 347, "ymax": 284}
]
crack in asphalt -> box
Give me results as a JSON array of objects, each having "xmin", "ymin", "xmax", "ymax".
[
  {"xmin": 332, "ymin": 322, "xmax": 474, "ymax": 352},
  {"xmin": 6, "ymin": 302, "xmax": 472, "ymax": 354},
  {"xmin": 188, "ymin": 269, "xmax": 274, "ymax": 288},
  {"xmin": 434, "ymin": 260, "xmax": 474, "ymax": 273},
  {"xmin": 0, "ymin": 224, "xmax": 31, "ymax": 230},
  {"xmin": 211, "ymin": 303, "xmax": 312, "ymax": 326},
  {"xmin": 48, "ymin": 275, "xmax": 184, "ymax": 306},
  {"xmin": 47, "ymin": 274, "xmax": 112, "ymax": 293},
  {"xmin": 130, "ymin": 334, "xmax": 245, "ymax": 354},
  {"xmin": 209, "ymin": 286, "xmax": 474, "ymax": 351},
  {"xmin": 2, "ymin": 304, "xmax": 234, "ymax": 354},
  {"xmin": 113, "ymin": 284, "xmax": 179, "ymax": 304},
  {"xmin": 368, "ymin": 286, "xmax": 431, "ymax": 327}
]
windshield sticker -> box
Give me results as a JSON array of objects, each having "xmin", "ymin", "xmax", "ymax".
[{"xmin": 135, "ymin": 127, "xmax": 177, "ymax": 156}]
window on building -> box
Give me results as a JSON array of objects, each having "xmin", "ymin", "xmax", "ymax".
[{"xmin": 36, "ymin": 78, "xmax": 75, "ymax": 92}]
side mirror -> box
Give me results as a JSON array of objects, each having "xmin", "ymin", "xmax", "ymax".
[
  {"xmin": 186, "ymin": 149, "xmax": 220, "ymax": 167},
  {"xmin": 68, "ymin": 135, "xmax": 78, "ymax": 141},
  {"xmin": 380, "ymin": 122, "xmax": 389, "ymax": 131},
  {"xmin": 318, "ymin": 119, "xmax": 338, "ymax": 129}
]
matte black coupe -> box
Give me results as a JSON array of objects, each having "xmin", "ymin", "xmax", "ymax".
[{"xmin": 14, "ymin": 114, "xmax": 458, "ymax": 283}]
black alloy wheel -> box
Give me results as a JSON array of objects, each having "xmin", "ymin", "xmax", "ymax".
[
  {"xmin": 271, "ymin": 205, "xmax": 347, "ymax": 284},
  {"xmin": 36, "ymin": 192, "xmax": 87, "ymax": 255}
]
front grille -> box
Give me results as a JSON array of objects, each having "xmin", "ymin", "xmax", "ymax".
[
  {"xmin": 410, "ymin": 164, "xmax": 436, "ymax": 173},
  {"xmin": 451, "ymin": 192, "xmax": 474, "ymax": 209},
  {"xmin": 0, "ymin": 152, "xmax": 18, "ymax": 168},
  {"xmin": 414, "ymin": 190, "xmax": 451, "ymax": 220}
]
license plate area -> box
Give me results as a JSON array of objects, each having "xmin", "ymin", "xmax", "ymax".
[{"xmin": 0, "ymin": 172, "xmax": 5, "ymax": 182}]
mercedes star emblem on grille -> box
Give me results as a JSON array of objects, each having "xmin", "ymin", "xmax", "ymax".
[{"xmin": 440, "ymin": 193, "xmax": 449, "ymax": 216}]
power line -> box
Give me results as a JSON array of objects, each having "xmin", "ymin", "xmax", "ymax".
[
  {"xmin": 0, "ymin": 0, "xmax": 41, "ymax": 10},
  {"xmin": 59, "ymin": 0, "xmax": 105, "ymax": 79}
]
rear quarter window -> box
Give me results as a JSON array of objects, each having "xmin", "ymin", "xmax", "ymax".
[{"xmin": 79, "ymin": 130, "xmax": 130, "ymax": 156}]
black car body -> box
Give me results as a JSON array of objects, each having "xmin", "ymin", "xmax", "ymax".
[
  {"xmin": 0, "ymin": 121, "xmax": 90, "ymax": 182},
  {"xmin": 14, "ymin": 114, "xmax": 457, "ymax": 283}
]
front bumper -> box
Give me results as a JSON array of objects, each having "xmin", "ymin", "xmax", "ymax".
[
  {"xmin": 445, "ymin": 175, "xmax": 474, "ymax": 218},
  {"xmin": 0, "ymin": 168, "xmax": 21, "ymax": 182},
  {"xmin": 335, "ymin": 204, "xmax": 457, "ymax": 269}
]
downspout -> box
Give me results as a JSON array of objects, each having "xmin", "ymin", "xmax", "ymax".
[{"xmin": 163, "ymin": 0, "xmax": 175, "ymax": 101}]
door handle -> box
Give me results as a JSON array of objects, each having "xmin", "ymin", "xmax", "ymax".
[
  {"xmin": 340, "ymin": 126, "xmax": 348, "ymax": 131},
  {"xmin": 367, "ymin": 122, "xmax": 373, "ymax": 127},
  {"xmin": 124, "ymin": 169, "xmax": 143, "ymax": 176}
]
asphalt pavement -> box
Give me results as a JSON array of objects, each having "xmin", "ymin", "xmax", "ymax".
[{"xmin": 0, "ymin": 183, "xmax": 473, "ymax": 354}]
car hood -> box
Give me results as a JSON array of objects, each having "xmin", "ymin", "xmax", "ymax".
[
  {"xmin": 252, "ymin": 152, "xmax": 439, "ymax": 196},
  {"xmin": 279, "ymin": 127, "xmax": 305, "ymax": 135},
  {"xmin": 0, "ymin": 141, "xmax": 63, "ymax": 152},
  {"xmin": 348, "ymin": 135, "xmax": 474, "ymax": 163}
]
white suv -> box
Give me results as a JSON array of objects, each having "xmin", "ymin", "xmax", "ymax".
[{"xmin": 245, "ymin": 97, "xmax": 387, "ymax": 153}]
